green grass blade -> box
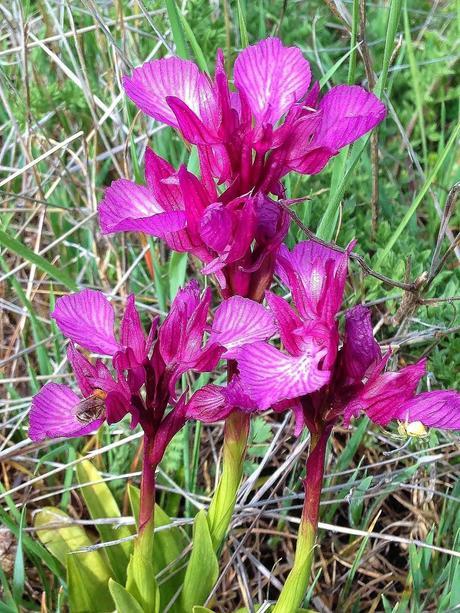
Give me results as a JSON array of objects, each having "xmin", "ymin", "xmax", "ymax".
[
  {"xmin": 0, "ymin": 228, "xmax": 78, "ymax": 291},
  {"xmin": 178, "ymin": 11, "xmax": 208, "ymax": 71},
  {"xmin": 375, "ymin": 119, "xmax": 460, "ymax": 268},
  {"xmin": 12, "ymin": 508, "xmax": 26, "ymax": 603},
  {"xmin": 165, "ymin": 0, "xmax": 188, "ymax": 59},
  {"xmin": 319, "ymin": 44, "xmax": 358, "ymax": 89},
  {"xmin": 375, "ymin": 0, "xmax": 403, "ymax": 97},
  {"xmin": 236, "ymin": 0, "xmax": 249, "ymax": 48},
  {"xmin": 403, "ymin": 2, "xmax": 428, "ymax": 167}
]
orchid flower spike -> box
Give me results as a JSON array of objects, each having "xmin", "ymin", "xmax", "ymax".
[
  {"xmin": 98, "ymin": 38, "xmax": 385, "ymax": 298},
  {"xmin": 122, "ymin": 37, "xmax": 386, "ymax": 190},
  {"xmin": 29, "ymin": 283, "xmax": 277, "ymax": 445},
  {"xmin": 217, "ymin": 240, "xmax": 460, "ymax": 436}
]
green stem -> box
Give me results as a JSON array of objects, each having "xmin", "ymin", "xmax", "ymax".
[
  {"xmin": 273, "ymin": 427, "xmax": 330, "ymax": 613},
  {"xmin": 207, "ymin": 409, "xmax": 250, "ymax": 551}
]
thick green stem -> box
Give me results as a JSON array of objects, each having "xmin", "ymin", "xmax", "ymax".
[
  {"xmin": 207, "ymin": 409, "xmax": 250, "ymax": 550},
  {"xmin": 273, "ymin": 428, "xmax": 330, "ymax": 613}
]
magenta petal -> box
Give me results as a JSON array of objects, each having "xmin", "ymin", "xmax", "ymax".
[
  {"xmin": 317, "ymin": 85, "xmax": 386, "ymax": 150},
  {"xmin": 67, "ymin": 343, "xmax": 98, "ymax": 396},
  {"xmin": 123, "ymin": 57, "xmax": 217, "ymax": 128},
  {"xmin": 272, "ymin": 398, "xmax": 305, "ymax": 436},
  {"xmin": 144, "ymin": 149, "xmax": 184, "ymax": 211},
  {"xmin": 343, "ymin": 360, "xmax": 427, "ymax": 426},
  {"xmin": 199, "ymin": 203, "xmax": 233, "ymax": 252},
  {"xmin": 286, "ymin": 146, "xmax": 335, "ymax": 175},
  {"xmin": 210, "ymin": 296, "xmax": 277, "ymax": 354},
  {"xmin": 188, "ymin": 343, "xmax": 224, "ymax": 377},
  {"xmin": 167, "ymin": 96, "xmax": 221, "ymax": 145},
  {"xmin": 29, "ymin": 383, "xmax": 103, "ymax": 441},
  {"xmin": 185, "ymin": 384, "xmax": 232, "ymax": 423},
  {"xmin": 177, "ymin": 166, "xmax": 209, "ymax": 237},
  {"xmin": 52, "ymin": 290, "xmax": 120, "ymax": 355},
  {"xmin": 234, "ymin": 37, "xmax": 311, "ymax": 125},
  {"xmin": 223, "ymin": 376, "xmax": 260, "ymax": 412},
  {"xmin": 236, "ymin": 341, "xmax": 330, "ymax": 410},
  {"xmin": 98, "ymin": 179, "xmax": 186, "ymax": 237},
  {"xmin": 276, "ymin": 241, "xmax": 350, "ymax": 325},
  {"xmin": 394, "ymin": 391, "xmax": 460, "ymax": 430},
  {"xmin": 342, "ymin": 306, "xmax": 381, "ymax": 383},
  {"xmin": 120, "ymin": 295, "xmax": 146, "ymax": 363},
  {"xmin": 265, "ymin": 291, "xmax": 304, "ymax": 356},
  {"xmin": 304, "ymin": 81, "xmax": 320, "ymax": 108},
  {"xmin": 105, "ymin": 389, "xmax": 133, "ymax": 424},
  {"xmin": 159, "ymin": 281, "xmax": 202, "ymax": 364}
]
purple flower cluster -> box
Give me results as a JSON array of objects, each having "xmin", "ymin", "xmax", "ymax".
[
  {"xmin": 29, "ymin": 38, "xmax": 458, "ymax": 512},
  {"xmin": 208, "ymin": 241, "xmax": 460, "ymax": 433},
  {"xmin": 30, "ymin": 284, "xmax": 275, "ymax": 453},
  {"xmin": 99, "ymin": 38, "xmax": 385, "ymax": 298}
]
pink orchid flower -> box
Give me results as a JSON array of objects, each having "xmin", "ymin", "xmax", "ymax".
[
  {"xmin": 123, "ymin": 38, "xmax": 386, "ymax": 192},
  {"xmin": 216, "ymin": 241, "xmax": 460, "ymax": 435},
  {"xmin": 98, "ymin": 38, "xmax": 385, "ymax": 299},
  {"xmin": 29, "ymin": 282, "xmax": 276, "ymax": 444},
  {"xmin": 99, "ymin": 149, "xmax": 288, "ymax": 297}
]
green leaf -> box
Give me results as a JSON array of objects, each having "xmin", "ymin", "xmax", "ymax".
[
  {"xmin": 109, "ymin": 579, "xmax": 144, "ymax": 613},
  {"xmin": 152, "ymin": 504, "xmax": 188, "ymax": 605},
  {"xmin": 34, "ymin": 507, "xmax": 113, "ymax": 610},
  {"xmin": 193, "ymin": 607, "xmax": 215, "ymax": 613},
  {"xmin": 67, "ymin": 554, "xmax": 113, "ymax": 613},
  {"xmin": 129, "ymin": 485, "xmax": 187, "ymax": 605},
  {"xmin": 0, "ymin": 228, "xmax": 78, "ymax": 290},
  {"xmin": 177, "ymin": 11, "xmax": 209, "ymax": 72},
  {"xmin": 180, "ymin": 510, "xmax": 219, "ymax": 610},
  {"xmin": 128, "ymin": 483, "xmax": 141, "ymax": 529},
  {"xmin": 12, "ymin": 507, "xmax": 25, "ymax": 603},
  {"xmin": 76, "ymin": 460, "xmax": 133, "ymax": 583},
  {"xmin": 128, "ymin": 484, "xmax": 141, "ymax": 530},
  {"xmin": 126, "ymin": 547, "xmax": 160, "ymax": 613},
  {"xmin": 0, "ymin": 502, "xmax": 64, "ymax": 583},
  {"xmin": 349, "ymin": 475, "xmax": 373, "ymax": 527}
]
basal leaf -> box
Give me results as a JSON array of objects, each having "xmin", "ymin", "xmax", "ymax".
[
  {"xmin": 67, "ymin": 554, "xmax": 113, "ymax": 613},
  {"xmin": 180, "ymin": 510, "xmax": 219, "ymax": 611},
  {"xmin": 109, "ymin": 579, "xmax": 144, "ymax": 613},
  {"xmin": 126, "ymin": 547, "xmax": 160, "ymax": 613},
  {"xmin": 34, "ymin": 507, "xmax": 113, "ymax": 611},
  {"xmin": 76, "ymin": 460, "xmax": 133, "ymax": 583}
]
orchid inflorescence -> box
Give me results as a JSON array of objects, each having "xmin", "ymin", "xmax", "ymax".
[{"xmin": 29, "ymin": 38, "xmax": 459, "ymax": 612}]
